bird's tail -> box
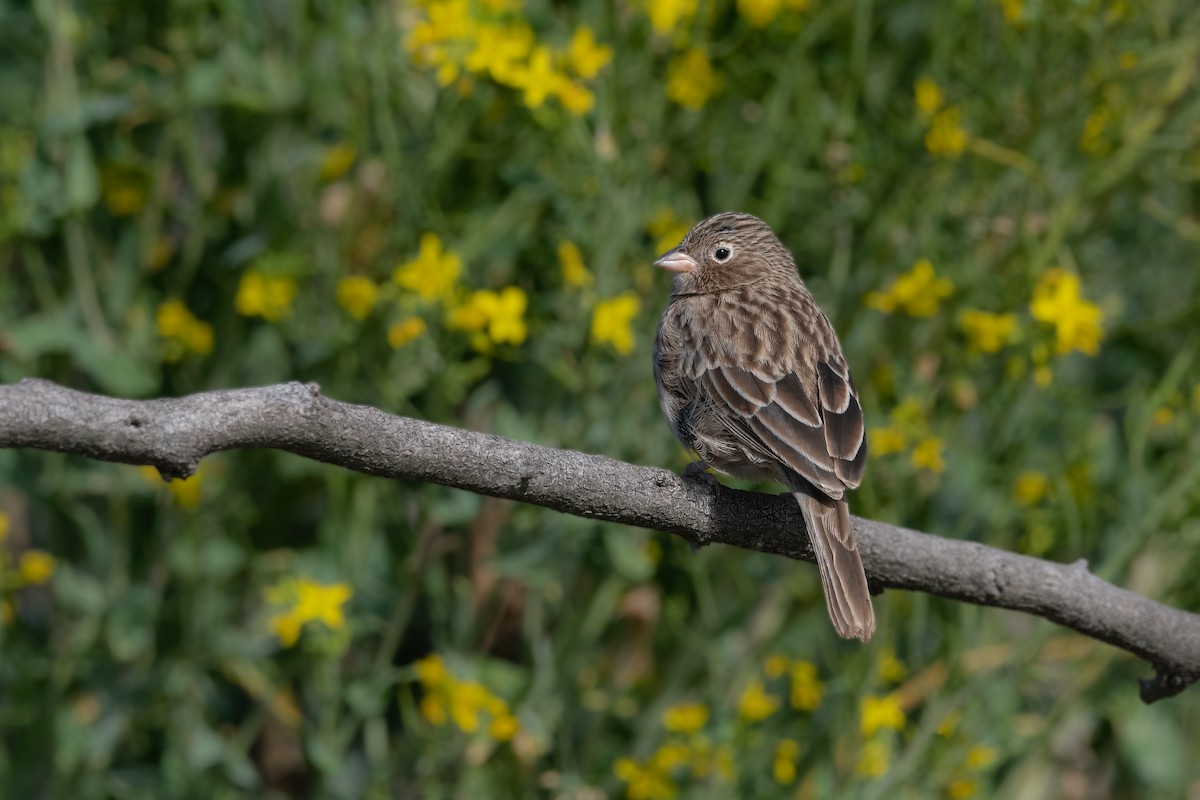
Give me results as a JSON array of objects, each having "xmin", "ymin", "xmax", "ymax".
[{"xmin": 794, "ymin": 491, "xmax": 875, "ymax": 642}]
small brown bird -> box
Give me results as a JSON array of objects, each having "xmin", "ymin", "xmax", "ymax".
[{"xmin": 653, "ymin": 211, "xmax": 874, "ymax": 641}]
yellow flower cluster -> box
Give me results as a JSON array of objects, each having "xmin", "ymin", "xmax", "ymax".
[
  {"xmin": 613, "ymin": 736, "xmax": 734, "ymax": 800},
  {"xmin": 645, "ymin": 0, "xmax": 697, "ymax": 35},
  {"xmin": 959, "ymin": 309, "xmax": 1018, "ymax": 353},
  {"xmin": 860, "ymin": 693, "xmax": 906, "ymax": 737},
  {"xmin": 661, "ymin": 701, "xmax": 708, "ymax": 733},
  {"xmin": 737, "ymin": 0, "xmax": 811, "ymax": 27},
  {"xmin": 236, "ymin": 271, "xmax": 298, "ymax": 322},
  {"xmin": 591, "ymin": 292, "xmax": 640, "ymax": 355},
  {"xmin": 155, "ymin": 299, "xmax": 214, "ymax": 361},
  {"xmin": 856, "ymin": 693, "xmax": 906, "ymax": 777},
  {"xmin": 336, "ymin": 275, "xmax": 379, "ymax": 321},
  {"xmin": 772, "ymin": 738, "xmax": 801, "ymax": 784},
  {"xmin": 866, "ymin": 258, "xmax": 954, "ymax": 317},
  {"xmin": 1012, "ymin": 470, "xmax": 1049, "ymax": 506},
  {"xmin": 404, "ymin": 2, "xmax": 611, "ymax": 116},
  {"xmin": 0, "ymin": 513, "xmax": 59, "ymax": 625},
  {"xmin": 871, "ymin": 397, "xmax": 946, "ymax": 474},
  {"xmin": 926, "ymin": 108, "xmax": 969, "ymax": 158},
  {"xmin": 448, "ymin": 286, "xmax": 529, "ymax": 350},
  {"xmin": 388, "ymin": 316, "xmax": 428, "ymax": 349},
  {"xmin": 914, "ymin": 78, "xmax": 968, "ymax": 157},
  {"xmin": 666, "ymin": 49, "xmax": 719, "ymax": 110},
  {"xmin": 394, "ymin": 232, "xmax": 462, "ymax": 303},
  {"xmin": 1029, "ymin": 269, "xmax": 1104, "ymax": 356},
  {"xmin": 412, "ymin": 654, "xmax": 520, "ymax": 742},
  {"xmin": 914, "ymin": 76, "xmax": 943, "ymax": 117},
  {"xmin": 266, "ymin": 577, "xmax": 352, "ymax": 648},
  {"xmin": 558, "ymin": 240, "xmax": 593, "ymax": 288}
]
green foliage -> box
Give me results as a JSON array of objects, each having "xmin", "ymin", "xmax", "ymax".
[{"xmin": 2, "ymin": 0, "xmax": 1200, "ymax": 797}]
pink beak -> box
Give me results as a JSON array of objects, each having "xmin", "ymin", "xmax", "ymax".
[{"xmin": 654, "ymin": 248, "xmax": 699, "ymax": 274}]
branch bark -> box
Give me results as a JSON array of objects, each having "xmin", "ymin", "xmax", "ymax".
[{"xmin": 1, "ymin": 378, "xmax": 1196, "ymax": 703}]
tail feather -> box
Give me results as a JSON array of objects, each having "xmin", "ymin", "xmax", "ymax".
[{"xmin": 794, "ymin": 492, "xmax": 875, "ymax": 642}]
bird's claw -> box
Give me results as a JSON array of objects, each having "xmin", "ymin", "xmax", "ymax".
[{"xmin": 682, "ymin": 461, "xmax": 720, "ymax": 492}]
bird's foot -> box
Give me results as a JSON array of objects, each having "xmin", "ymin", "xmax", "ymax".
[{"xmin": 682, "ymin": 461, "xmax": 720, "ymax": 491}]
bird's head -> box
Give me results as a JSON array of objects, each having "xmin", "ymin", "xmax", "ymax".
[{"xmin": 654, "ymin": 211, "xmax": 797, "ymax": 295}]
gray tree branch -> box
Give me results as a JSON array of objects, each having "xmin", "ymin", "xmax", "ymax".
[{"xmin": 0, "ymin": 378, "xmax": 1196, "ymax": 703}]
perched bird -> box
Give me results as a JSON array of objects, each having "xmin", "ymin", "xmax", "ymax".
[{"xmin": 653, "ymin": 212, "xmax": 874, "ymax": 641}]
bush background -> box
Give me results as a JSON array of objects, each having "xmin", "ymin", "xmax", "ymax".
[{"xmin": 2, "ymin": 0, "xmax": 1200, "ymax": 797}]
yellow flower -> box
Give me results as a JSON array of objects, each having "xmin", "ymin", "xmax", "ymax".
[
  {"xmin": 999, "ymin": 0, "xmax": 1023, "ymax": 23},
  {"xmin": 558, "ymin": 240, "xmax": 593, "ymax": 287},
  {"xmin": 236, "ymin": 271, "xmax": 298, "ymax": 322},
  {"xmin": 467, "ymin": 23, "xmax": 534, "ymax": 85},
  {"xmin": 764, "ymin": 653, "xmax": 789, "ymax": 678},
  {"xmin": 415, "ymin": 654, "xmax": 448, "ymax": 686},
  {"xmin": 870, "ymin": 427, "xmax": 906, "ymax": 457},
  {"xmin": 966, "ymin": 744, "xmax": 998, "ymax": 769},
  {"xmin": 614, "ymin": 755, "xmax": 679, "ymax": 799},
  {"xmin": 738, "ymin": 678, "xmax": 781, "ymax": 723},
  {"xmin": 662, "ymin": 701, "xmax": 709, "ymax": 733},
  {"xmin": 739, "ymin": 0, "xmax": 782, "ymax": 27},
  {"xmin": 866, "ymin": 259, "xmax": 953, "ymax": 317},
  {"xmin": 267, "ymin": 577, "xmax": 353, "ymax": 647},
  {"xmin": 915, "ymin": 76, "xmax": 943, "ymax": 116},
  {"xmin": 876, "ymin": 647, "xmax": 908, "ymax": 683},
  {"xmin": 646, "ymin": 0, "xmax": 697, "ymax": 35},
  {"xmin": 947, "ymin": 778, "xmax": 978, "ymax": 799},
  {"xmin": 489, "ymin": 714, "xmax": 520, "ymax": 741},
  {"xmin": 18, "ymin": 550, "xmax": 56, "ymax": 585},
  {"xmin": 567, "ymin": 26, "xmax": 612, "ymax": 79},
  {"xmin": 789, "ymin": 660, "xmax": 824, "ymax": 711},
  {"xmin": 1118, "ymin": 51, "xmax": 1138, "ymax": 70},
  {"xmin": 666, "ymin": 49, "xmax": 719, "ymax": 110},
  {"xmin": 1029, "ymin": 269, "xmax": 1104, "ymax": 356},
  {"xmin": 860, "ymin": 693, "xmax": 906, "ymax": 737},
  {"xmin": 1152, "ymin": 407, "xmax": 1174, "ymax": 427},
  {"xmin": 320, "ymin": 141, "xmax": 357, "ymax": 182},
  {"xmin": 772, "ymin": 738, "xmax": 800, "ymax": 784},
  {"xmin": 1013, "ymin": 471, "xmax": 1048, "ymax": 506},
  {"xmin": 650, "ymin": 742, "xmax": 690, "ymax": 772},
  {"xmin": 450, "ymin": 680, "xmax": 489, "ymax": 733},
  {"xmin": 513, "ymin": 46, "xmax": 562, "ymax": 109},
  {"xmin": 0, "ymin": 511, "xmax": 8, "ymax": 540},
  {"xmin": 155, "ymin": 299, "xmax": 215, "ymax": 360},
  {"xmin": 556, "ymin": 80, "xmax": 596, "ymax": 115},
  {"xmin": 450, "ymin": 287, "xmax": 528, "ymax": 347},
  {"xmin": 911, "ymin": 436, "xmax": 946, "ymax": 474},
  {"xmin": 925, "ymin": 107, "xmax": 969, "ymax": 158},
  {"xmin": 959, "ymin": 309, "xmax": 1018, "ymax": 353},
  {"xmin": 336, "ymin": 276, "xmax": 378, "ymax": 321},
  {"xmin": 856, "ymin": 737, "xmax": 890, "ymax": 777},
  {"xmin": 156, "ymin": 299, "xmax": 191, "ymax": 339},
  {"xmin": 591, "ymin": 292, "xmax": 640, "ymax": 355},
  {"xmin": 420, "ymin": 693, "xmax": 448, "ymax": 725},
  {"xmin": 394, "ymin": 233, "xmax": 462, "ymax": 302},
  {"xmin": 388, "ymin": 317, "xmax": 427, "ymax": 349}
]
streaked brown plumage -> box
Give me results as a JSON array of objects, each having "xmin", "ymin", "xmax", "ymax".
[{"xmin": 653, "ymin": 211, "xmax": 874, "ymax": 642}]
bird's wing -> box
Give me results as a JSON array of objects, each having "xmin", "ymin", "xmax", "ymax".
[{"xmin": 695, "ymin": 346, "xmax": 867, "ymax": 498}]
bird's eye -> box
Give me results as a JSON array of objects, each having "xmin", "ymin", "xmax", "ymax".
[{"xmin": 714, "ymin": 246, "xmax": 732, "ymax": 262}]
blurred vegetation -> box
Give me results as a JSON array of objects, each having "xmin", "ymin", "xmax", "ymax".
[{"xmin": 2, "ymin": 0, "xmax": 1200, "ymax": 797}]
